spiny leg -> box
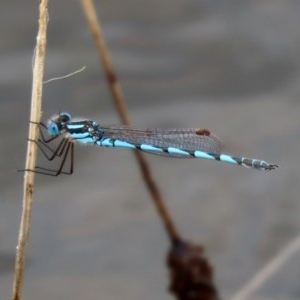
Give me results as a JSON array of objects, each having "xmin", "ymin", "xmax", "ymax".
[
  {"xmin": 21, "ymin": 121, "xmax": 74, "ymax": 176},
  {"xmin": 30, "ymin": 121, "xmax": 60, "ymax": 143},
  {"xmin": 33, "ymin": 142, "xmax": 74, "ymax": 176},
  {"xmin": 30, "ymin": 137, "xmax": 70, "ymax": 161}
]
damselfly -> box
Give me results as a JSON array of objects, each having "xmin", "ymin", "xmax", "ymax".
[{"xmin": 28, "ymin": 112, "xmax": 277, "ymax": 176}]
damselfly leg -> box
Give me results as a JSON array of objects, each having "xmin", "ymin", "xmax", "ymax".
[
  {"xmin": 21, "ymin": 122, "xmax": 74, "ymax": 176},
  {"xmin": 33, "ymin": 140, "xmax": 74, "ymax": 176}
]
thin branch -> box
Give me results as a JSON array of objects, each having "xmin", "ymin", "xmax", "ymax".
[
  {"xmin": 232, "ymin": 235, "xmax": 300, "ymax": 300},
  {"xmin": 43, "ymin": 66, "xmax": 86, "ymax": 83},
  {"xmin": 11, "ymin": 1, "xmax": 48, "ymax": 300},
  {"xmin": 80, "ymin": 0, "xmax": 130, "ymax": 123},
  {"xmin": 80, "ymin": 0, "xmax": 180, "ymax": 243}
]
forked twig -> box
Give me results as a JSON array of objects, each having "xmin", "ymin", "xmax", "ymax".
[{"xmin": 11, "ymin": 1, "xmax": 48, "ymax": 299}]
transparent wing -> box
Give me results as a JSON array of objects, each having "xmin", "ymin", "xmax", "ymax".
[{"xmin": 100, "ymin": 125, "xmax": 223, "ymax": 155}]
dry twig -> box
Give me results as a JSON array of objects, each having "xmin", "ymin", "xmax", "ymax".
[
  {"xmin": 79, "ymin": 2, "xmax": 219, "ymax": 299},
  {"xmin": 11, "ymin": 1, "xmax": 48, "ymax": 299},
  {"xmin": 80, "ymin": 0, "xmax": 179, "ymax": 243}
]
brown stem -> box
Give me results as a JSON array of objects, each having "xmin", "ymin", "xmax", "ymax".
[{"xmin": 80, "ymin": 0, "xmax": 180, "ymax": 242}]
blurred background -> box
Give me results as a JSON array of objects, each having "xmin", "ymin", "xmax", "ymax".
[{"xmin": 1, "ymin": 1, "xmax": 299, "ymax": 299}]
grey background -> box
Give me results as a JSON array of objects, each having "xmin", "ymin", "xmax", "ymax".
[{"xmin": 1, "ymin": 1, "xmax": 299, "ymax": 299}]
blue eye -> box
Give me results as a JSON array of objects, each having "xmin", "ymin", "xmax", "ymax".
[
  {"xmin": 47, "ymin": 122, "xmax": 59, "ymax": 135},
  {"xmin": 60, "ymin": 112, "xmax": 72, "ymax": 122}
]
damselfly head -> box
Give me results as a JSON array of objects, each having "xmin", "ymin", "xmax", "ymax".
[{"xmin": 47, "ymin": 112, "xmax": 72, "ymax": 136}]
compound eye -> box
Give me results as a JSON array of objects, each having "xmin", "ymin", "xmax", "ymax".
[
  {"xmin": 47, "ymin": 122, "xmax": 59, "ymax": 136},
  {"xmin": 59, "ymin": 112, "xmax": 72, "ymax": 122}
]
